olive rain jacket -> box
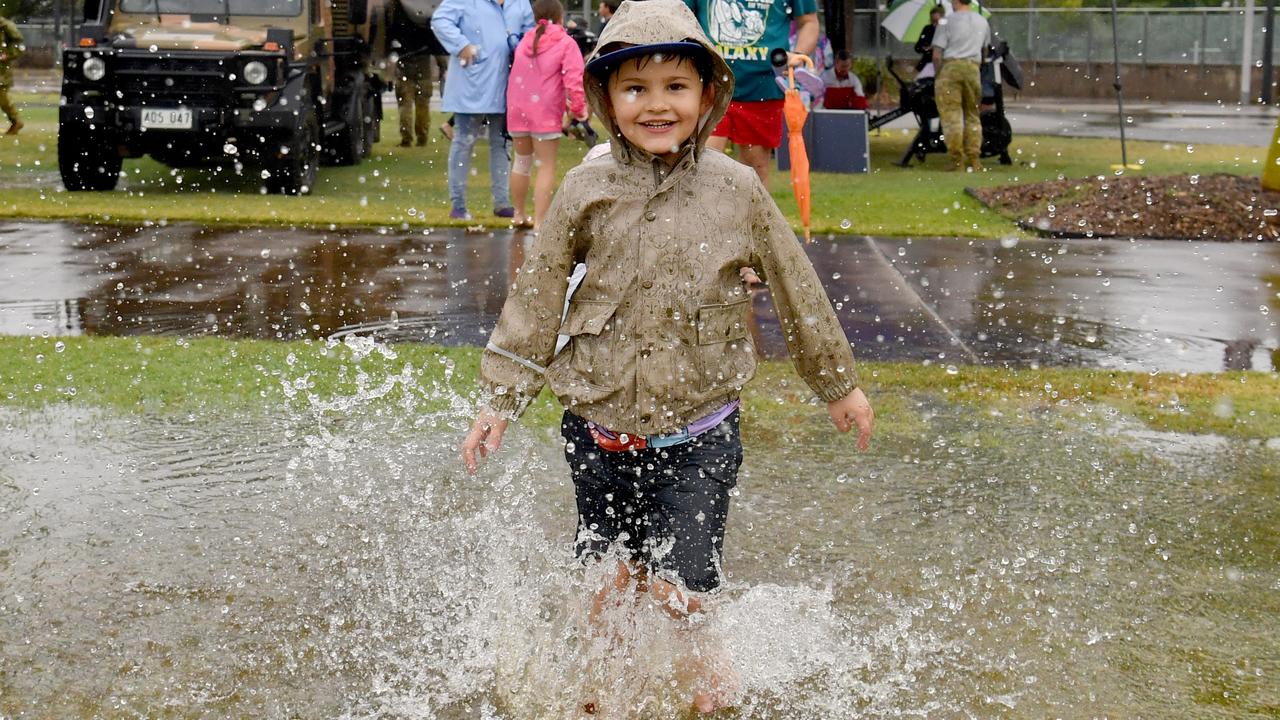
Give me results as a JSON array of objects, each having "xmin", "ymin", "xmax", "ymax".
[
  {"xmin": 480, "ymin": 0, "xmax": 859, "ymax": 436},
  {"xmin": 0, "ymin": 18, "xmax": 24, "ymax": 88}
]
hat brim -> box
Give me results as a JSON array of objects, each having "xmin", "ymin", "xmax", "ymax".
[{"xmin": 585, "ymin": 41, "xmax": 709, "ymax": 79}]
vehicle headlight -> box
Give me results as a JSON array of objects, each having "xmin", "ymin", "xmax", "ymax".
[
  {"xmin": 243, "ymin": 61, "xmax": 269, "ymax": 85},
  {"xmin": 82, "ymin": 56, "xmax": 106, "ymax": 81}
]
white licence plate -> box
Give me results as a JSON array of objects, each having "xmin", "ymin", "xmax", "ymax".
[{"xmin": 141, "ymin": 108, "xmax": 194, "ymax": 130}]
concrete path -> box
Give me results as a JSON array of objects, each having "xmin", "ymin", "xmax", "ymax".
[{"xmin": 871, "ymin": 96, "xmax": 1278, "ymax": 147}]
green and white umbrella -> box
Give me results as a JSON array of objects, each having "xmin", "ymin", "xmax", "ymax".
[{"xmin": 882, "ymin": 0, "xmax": 991, "ymax": 44}]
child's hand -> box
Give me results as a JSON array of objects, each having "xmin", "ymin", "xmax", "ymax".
[
  {"xmin": 461, "ymin": 411, "xmax": 509, "ymax": 474},
  {"xmin": 827, "ymin": 388, "xmax": 874, "ymax": 452}
]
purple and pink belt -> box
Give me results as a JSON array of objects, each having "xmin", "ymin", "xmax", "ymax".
[{"xmin": 586, "ymin": 400, "xmax": 740, "ymax": 452}]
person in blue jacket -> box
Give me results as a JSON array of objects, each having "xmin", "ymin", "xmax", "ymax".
[{"xmin": 431, "ymin": 0, "xmax": 535, "ymax": 221}]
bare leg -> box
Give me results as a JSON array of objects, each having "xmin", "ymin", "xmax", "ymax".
[
  {"xmin": 531, "ymin": 137, "xmax": 560, "ymax": 231},
  {"xmin": 584, "ymin": 564, "xmax": 736, "ymax": 715},
  {"xmin": 647, "ymin": 577, "xmax": 738, "ymax": 715},
  {"xmin": 708, "ymin": 136, "xmax": 770, "ymax": 185},
  {"xmin": 581, "ymin": 559, "xmax": 639, "ymax": 715},
  {"xmin": 647, "ymin": 576, "xmax": 702, "ymax": 619},
  {"xmin": 737, "ymin": 143, "xmax": 771, "ymax": 185},
  {"xmin": 509, "ymin": 135, "xmax": 534, "ymax": 224}
]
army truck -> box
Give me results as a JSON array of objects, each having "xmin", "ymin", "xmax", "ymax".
[{"xmin": 58, "ymin": 0, "xmax": 393, "ymax": 195}]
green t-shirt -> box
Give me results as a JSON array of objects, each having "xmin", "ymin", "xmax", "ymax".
[{"xmin": 683, "ymin": 0, "xmax": 817, "ymax": 102}]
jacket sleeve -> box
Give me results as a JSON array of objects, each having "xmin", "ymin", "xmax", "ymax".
[
  {"xmin": 429, "ymin": 0, "xmax": 468, "ymax": 57},
  {"xmin": 561, "ymin": 39, "xmax": 587, "ymax": 118},
  {"xmin": 914, "ymin": 25, "xmax": 935, "ymax": 56},
  {"xmin": 479, "ymin": 175, "xmax": 584, "ymax": 418},
  {"xmin": 747, "ymin": 179, "xmax": 859, "ymax": 403}
]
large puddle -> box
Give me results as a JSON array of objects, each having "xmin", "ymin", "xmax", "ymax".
[
  {"xmin": 1, "ymin": 346, "xmax": 1276, "ymax": 718},
  {"xmin": 1, "ymin": 221, "xmax": 1277, "ymax": 372}
]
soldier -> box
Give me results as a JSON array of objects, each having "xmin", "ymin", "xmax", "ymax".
[
  {"xmin": 932, "ymin": 0, "xmax": 991, "ymax": 171},
  {"xmin": 0, "ymin": 14, "xmax": 24, "ymax": 135},
  {"xmin": 391, "ymin": 11, "xmax": 439, "ymax": 147}
]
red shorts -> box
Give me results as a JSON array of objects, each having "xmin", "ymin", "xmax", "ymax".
[{"xmin": 711, "ymin": 99, "xmax": 785, "ymax": 149}]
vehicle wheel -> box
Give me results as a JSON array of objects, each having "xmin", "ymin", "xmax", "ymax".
[
  {"xmin": 364, "ymin": 85, "xmax": 381, "ymax": 156},
  {"xmin": 266, "ymin": 110, "xmax": 320, "ymax": 195},
  {"xmin": 325, "ymin": 77, "xmax": 368, "ymax": 166},
  {"xmin": 58, "ymin": 125, "xmax": 122, "ymax": 191}
]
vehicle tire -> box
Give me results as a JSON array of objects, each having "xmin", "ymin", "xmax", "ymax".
[
  {"xmin": 325, "ymin": 77, "xmax": 368, "ymax": 166},
  {"xmin": 265, "ymin": 109, "xmax": 320, "ymax": 196},
  {"xmin": 58, "ymin": 125, "xmax": 122, "ymax": 192},
  {"xmin": 364, "ymin": 84, "xmax": 381, "ymax": 156}
]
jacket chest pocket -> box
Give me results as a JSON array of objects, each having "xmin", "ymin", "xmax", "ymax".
[
  {"xmin": 561, "ymin": 299, "xmax": 621, "ymax": 389},
  {"xmin": 696, "ymin": 298, "xmax": 755, "ymax": 393}
]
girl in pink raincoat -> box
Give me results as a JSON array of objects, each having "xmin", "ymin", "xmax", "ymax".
[{"xmin": 506, "ymin": 0, "xmax": 590, "ymax": 230}]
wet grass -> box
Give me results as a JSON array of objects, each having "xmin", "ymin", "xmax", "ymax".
[
  {"xmin": 0, "ymin": 92, "xmax": 1264, "ymax": 239},
  {"xmin": 1, "ymin": 336, "xmax": 1275, "ymax": 441}
]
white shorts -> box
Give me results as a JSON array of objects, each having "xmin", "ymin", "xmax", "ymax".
[{"xmin": 509, "ymin": 130, "xmax": 562, "ymax": 141}]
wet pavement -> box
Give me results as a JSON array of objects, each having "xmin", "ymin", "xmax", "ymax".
[
  {"xmin": 873, "ymin": 99, "xmax": 1278, "ymax": 147},
  {"xmin": 0, "ymin": 221, "xmax": 1276, "ymax": 372}
]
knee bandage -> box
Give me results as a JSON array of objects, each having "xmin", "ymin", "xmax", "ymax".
[{"xmin": 512, "ymin": 152, "xmax": 534, "ymax": 176}]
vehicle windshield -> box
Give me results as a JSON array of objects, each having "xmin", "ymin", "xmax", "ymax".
[{"xmin": 119, "ymin": 0, "xmax": 302, "ymax": 16}]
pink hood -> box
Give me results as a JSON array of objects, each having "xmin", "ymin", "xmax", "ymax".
[{"xmin": 506, "ymin": 22, "xmax": 587, "ymax": 134}]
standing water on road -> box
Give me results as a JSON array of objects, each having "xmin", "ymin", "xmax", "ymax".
[
  {"xmin": 1, "ymin": 338, "xmax": 1276, "ymax": 718},
  {"xmin": 0, "ymin": 221, "xmax": 1276, "ymax": 372}
]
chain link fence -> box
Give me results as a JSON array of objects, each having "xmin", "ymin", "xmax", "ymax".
[{"xmin": 853, "ymin": 6, "xmax": 1277, "ymax": 68}]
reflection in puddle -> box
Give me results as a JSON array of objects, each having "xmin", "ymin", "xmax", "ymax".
[{"xmin": 0, "ymin": 221, "xmax": 1276, "ymax": 371}]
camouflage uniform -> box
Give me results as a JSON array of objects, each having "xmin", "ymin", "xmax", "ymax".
[
  {"xmin": 395, "ymin": 54, "xmax": 434, "ymax": 145},
  {"xmin": 932, "ymin": 8, "xmax": 990, "ymax": 170},
  {"xmin": 392, "ymin": 15, "xmax": 446, "ymax": 146},
  {"xmin": 935, "ymin": 59, "xmax": 981, "ymax": 169},
  {"xmin": 0, "ymin": 17, "xmax": 24, "ymax": 133}
]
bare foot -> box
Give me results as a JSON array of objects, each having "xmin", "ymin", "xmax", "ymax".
[
  {"xmin": 692, "ymin": 691, "xmax": 719, "ymax": 714},
  {"xmin": 689, "ymin": 659, "xmax": 740, "ymax": 714}
]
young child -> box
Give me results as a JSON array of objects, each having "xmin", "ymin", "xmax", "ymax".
[
  {"xmin": 462, "ymin": 0, "xmax": 873, "ymax": 711},
  {"xmin": 506, "ymin": 0, "xmax": 590, "ymax": 230}
]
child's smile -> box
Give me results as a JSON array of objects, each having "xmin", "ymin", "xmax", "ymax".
[{"xmin": 607, "ymin": 54, "xmax": 714, "ymax": 163}]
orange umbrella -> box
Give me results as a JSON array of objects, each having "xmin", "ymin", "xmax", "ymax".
[{"xmin": 783, "ymin": 57, "xmax": 814, "ymax": 243}]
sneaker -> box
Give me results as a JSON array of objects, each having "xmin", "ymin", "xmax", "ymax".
[
  {"xmin": 493, "ymin": 206, "xmax": 516, "ymax": 219},
  {"xmin": 440, "ymin": 121, "xmax": 454, "ymax": 141},
  {"xmin": 449, "ymin": 208, "xmax": 472, "ymax": 220}
]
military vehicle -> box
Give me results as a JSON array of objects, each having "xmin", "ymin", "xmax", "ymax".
[{"xmin": 58, "ymin": 0, "xmax": 393, "ymax": 195}]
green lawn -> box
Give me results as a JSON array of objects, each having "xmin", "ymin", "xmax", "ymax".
[
  {"xmin": 2, "ymin": 336, "xmax": 1276, "ymax": 441},
  {"xmin": 0, "ymin": 92, "xmax": 1264, "ymax": 238}
]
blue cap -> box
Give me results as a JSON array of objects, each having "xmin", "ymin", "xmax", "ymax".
[{"xmin": 585, "ymin": 41, "xmax": 709, "ymax": 79}]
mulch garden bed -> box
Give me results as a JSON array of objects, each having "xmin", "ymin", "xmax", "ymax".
[{"xmin": 968, "ymin": 173, "xmax": 1280, "ymax": 241}]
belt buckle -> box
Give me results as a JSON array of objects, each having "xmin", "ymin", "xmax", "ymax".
[{"xmin": 588, "ymin": 424, "xmax": 648, "ymax": 452}]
